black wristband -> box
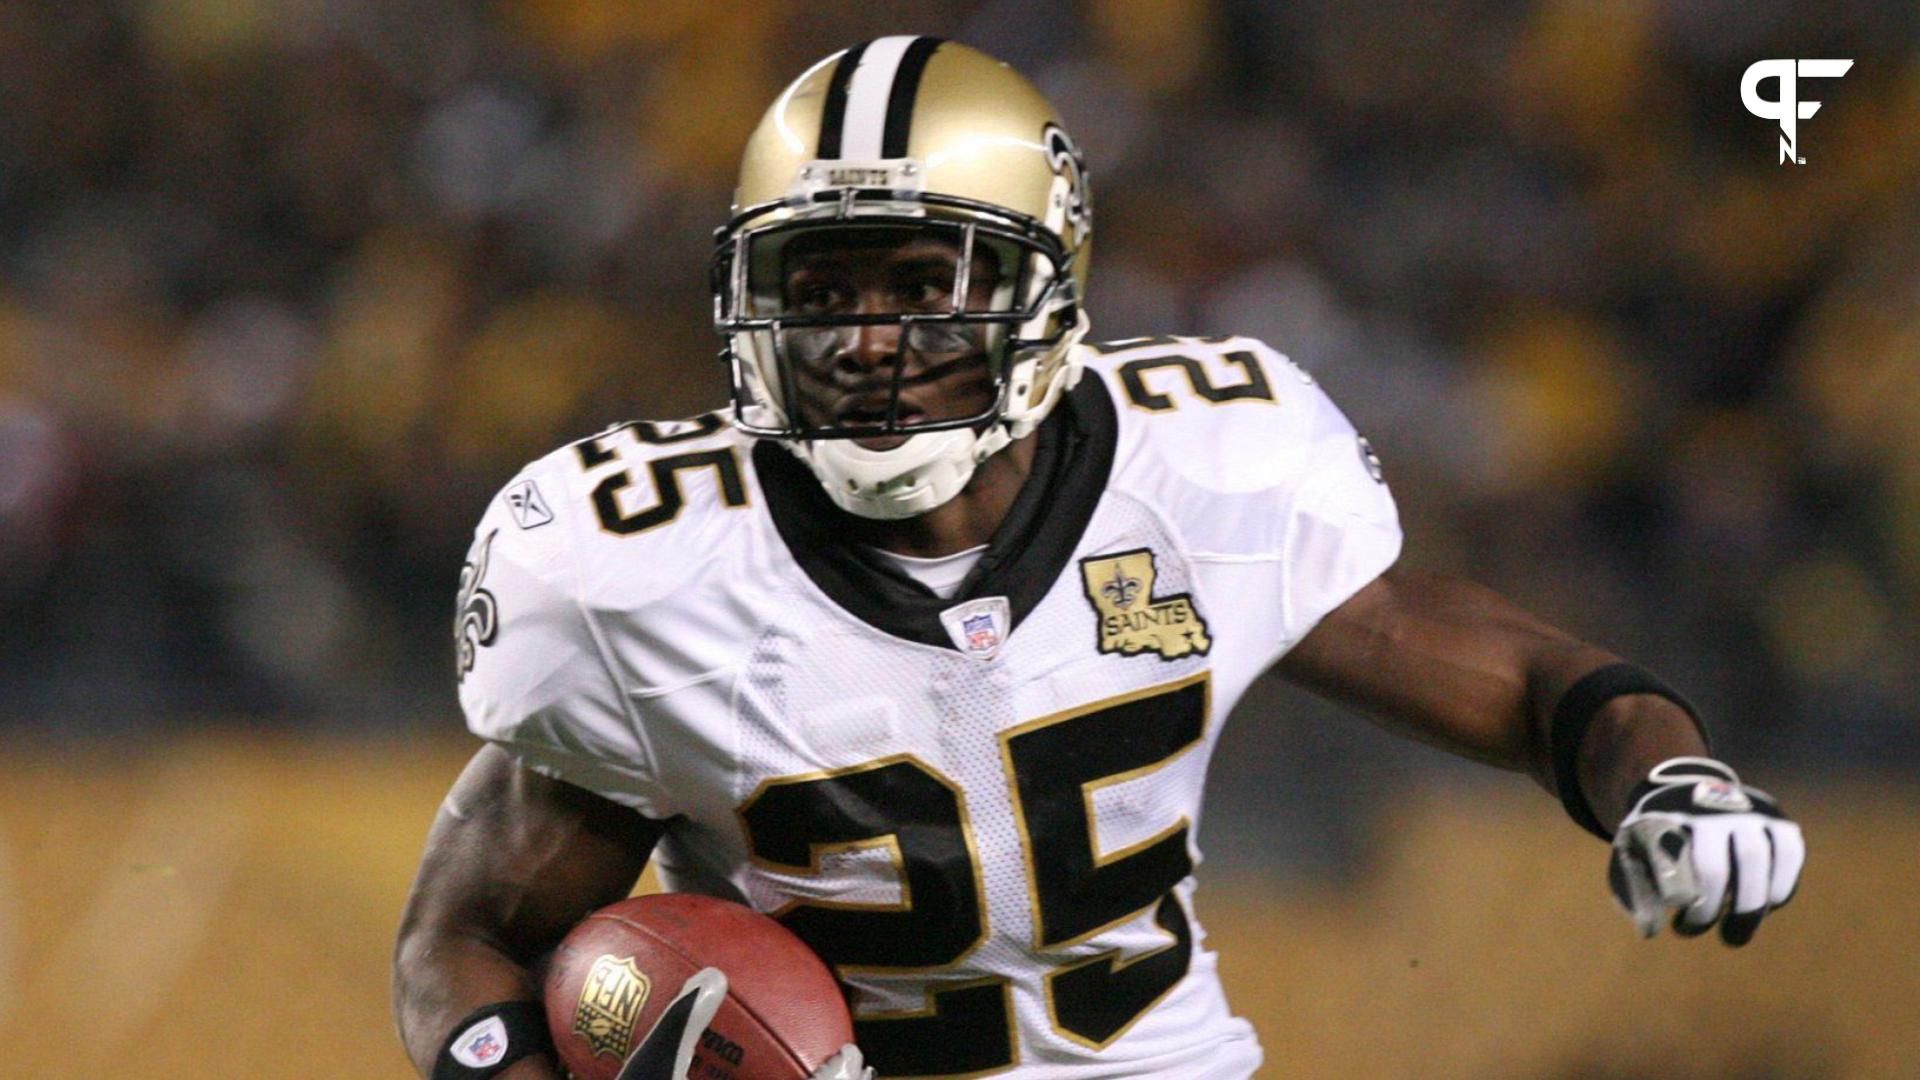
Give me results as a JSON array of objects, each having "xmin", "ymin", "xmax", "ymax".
[
  {"xmin": 1549, "ymin": 663, "xmax": 1707, "ymax": 841},
  {"xmin": 433, "ymin": 1001, "xmax": 554, "ymax": 1080}
]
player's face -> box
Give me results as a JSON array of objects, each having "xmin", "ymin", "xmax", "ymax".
[{"xmin": 779, "ymin": 229, "xmax": 1005, "ymax": 450}]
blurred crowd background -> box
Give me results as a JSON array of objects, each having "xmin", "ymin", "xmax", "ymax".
[
  {"xmin": 3, "ymin": 2, "xmax": 1918, "ymax": 1076},
  {"xmin": 3, "ymin": 4, "xmax": 1917, "ymax": 793}
]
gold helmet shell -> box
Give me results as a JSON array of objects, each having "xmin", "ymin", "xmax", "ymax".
[
  {"xmin": 730, "ymin": 37, "xmax": 1091, "ymax": 296},
  {"xmin": 710, "ymin": 37, "xmax": 1095, "ymax": 520}
]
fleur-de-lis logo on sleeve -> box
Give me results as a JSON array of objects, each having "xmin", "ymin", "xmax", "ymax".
[{"xmin": 454, "ymin": 530, "xmax": 500, "ymax": 681}]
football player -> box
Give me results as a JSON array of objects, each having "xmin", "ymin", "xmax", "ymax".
[{"xmin": 395, "ymin": 38, "xmax": 1805, "ymax": 1080}]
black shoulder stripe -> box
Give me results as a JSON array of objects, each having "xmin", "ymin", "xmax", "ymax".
[
  {"xmin": 881, "ymin": 37, "xmax": 944, "ymax": 159},
  {"xmin": 816, "ymin": 40, "xmax": 870, "ymax": 159}
]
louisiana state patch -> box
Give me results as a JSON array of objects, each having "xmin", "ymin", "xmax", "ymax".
[{"xmin": 1079, "ymin": 548, "xmax": 1211, "ymax": 660}]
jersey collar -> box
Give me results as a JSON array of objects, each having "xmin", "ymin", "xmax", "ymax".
[{"xmin": 753, "ymin": 372, "xmax": 1117, "ymax": 651}]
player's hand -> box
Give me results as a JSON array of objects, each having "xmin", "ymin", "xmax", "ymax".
[
  {"xmin": 614, "ymin": 968, "xmax": 728, "ymax": 1080},
  {"xmin": 1607, "ymin": 756, "xmax": 1804, "ymax": 946},
  {"xmin": 810, "ymin": 1044, "xmax": 875, "ymax": 1080},
  {"xmin": 611, "ymin": 968, "xmax": 872, "ymax": 1080}
]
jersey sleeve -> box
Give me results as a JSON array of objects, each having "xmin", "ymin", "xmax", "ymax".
[
  {"xmin": 454, "ymin": 461, "xmax": 675, "ymax": 818},
  {"xmin": 1273, "ymin": 366, "xmax": 1403, "ymax": 641},
  {"xmin": 1096, "ymin": 335, "xmax": 1403, "ymax": 652}
]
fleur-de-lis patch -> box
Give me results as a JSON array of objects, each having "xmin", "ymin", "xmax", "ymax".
[
  {"xmin": 1080, "ymin": 548, "xmax": 1211, "ymax": 661},
  {"xmin": 455, "ymin": 529, "xmax": 500, "ymax": 681},
  {"xmin": 1099, "ymin": 562, "xmax": 1143, "ymax": 609}
]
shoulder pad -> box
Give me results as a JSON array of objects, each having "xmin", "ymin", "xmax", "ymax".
[
  {"xmin": 1084, "ymin": 335, "xmax": 1330, "ymax": 495},
  {"xmin": 558, "ymin": 412, "xmax": 759, "ymax": 595},
  {"xmin": 1082, "ymin": 335, "xmax": 1398, "ymax": 567},
  {"xmin": 471, "ymin": 412, "xmax": 757, "ymax": 608}
]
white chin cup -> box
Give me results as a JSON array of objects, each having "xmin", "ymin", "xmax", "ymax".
[
  {"xmin": 771, "ymin": 315, "xmax": 1093, "ymax": 520},
  {"xmin": 791, "ymin": 424, "xmax": 1013, "ymax": 520}
]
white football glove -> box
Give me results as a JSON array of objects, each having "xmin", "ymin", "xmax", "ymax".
[
  {"xmin": 615, "ymin": 968, "xmax": 728, "ymax": 1080},
  {"xmin": 614, "ymin": 967, "xmax": 872, "ymax": 1080},
  {"xmin": 810, "ymin": 1044, "xmax": 875, "ymax": 1080},
  {"xmin": 1608, "ymin": 756, "xmax": 1805, "ymax": 946}
]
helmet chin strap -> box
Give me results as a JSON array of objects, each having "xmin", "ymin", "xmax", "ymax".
[{"xmin": 787, "ymin": 422, "xmax": 1014, "ymax": 521}]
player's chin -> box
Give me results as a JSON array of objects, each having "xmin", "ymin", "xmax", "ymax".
[{"xmin": 852, "ymin": 432, "xmax": 912, "ymax": 451}]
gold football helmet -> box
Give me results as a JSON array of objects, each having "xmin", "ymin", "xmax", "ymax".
[{"xmin": 710, "ymin": 37, "xmax": 1093, "ymax": 519}]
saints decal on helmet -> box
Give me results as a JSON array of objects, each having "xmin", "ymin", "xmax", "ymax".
[{"xmin": 711, "ymin": 37, "xmax": 1094, "ymax": 520}]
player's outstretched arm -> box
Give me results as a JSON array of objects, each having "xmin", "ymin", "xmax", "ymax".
[
  {"xmin": 1276, "ymin": 566, "xmax": 1803, "ymax": 944},
  {"xmin": 1275, "ymin": 567, "xmax": 1699, "ymax": 815},
  {"xmin": 395, "ymin": 744, "xmax": 665, "ymax": 1078}
]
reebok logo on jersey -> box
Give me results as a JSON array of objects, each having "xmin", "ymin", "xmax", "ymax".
[
  {"xmin": 504, "ymin": 478, "xmax": 554, "ymax": 529},
  {"xmin": 1080, "ymin": 548, "xmax": 1211, "ymax": 661}
]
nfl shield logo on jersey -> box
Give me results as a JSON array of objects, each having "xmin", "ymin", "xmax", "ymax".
[{"xmin": 940, "ymin": 596, "xmax": 1010, "ymax": 661}]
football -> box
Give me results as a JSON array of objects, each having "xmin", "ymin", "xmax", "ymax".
[{"xmin": 544, "ymin": 893, "xmax": 854, "ymax": 1080}]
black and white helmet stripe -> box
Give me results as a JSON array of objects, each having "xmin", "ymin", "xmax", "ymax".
[{"xmin": 815, "ymin": 36, "xmax": 945, "ymax": 160}]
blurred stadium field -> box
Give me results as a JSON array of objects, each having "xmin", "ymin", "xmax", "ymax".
[{"xmin": 0, "ymin": 736, "xmax": 1910, "ymax": 1079}]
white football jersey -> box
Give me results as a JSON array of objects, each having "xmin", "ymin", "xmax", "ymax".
[{"xmin": 456, "ymin": 335, "xmax": 1402, "ymax": 1078}]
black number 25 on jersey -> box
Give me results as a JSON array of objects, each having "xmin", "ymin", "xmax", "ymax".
[{"xmin": 738, "ymin": 674, "xmax": 1209, "ymax": 1076}]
